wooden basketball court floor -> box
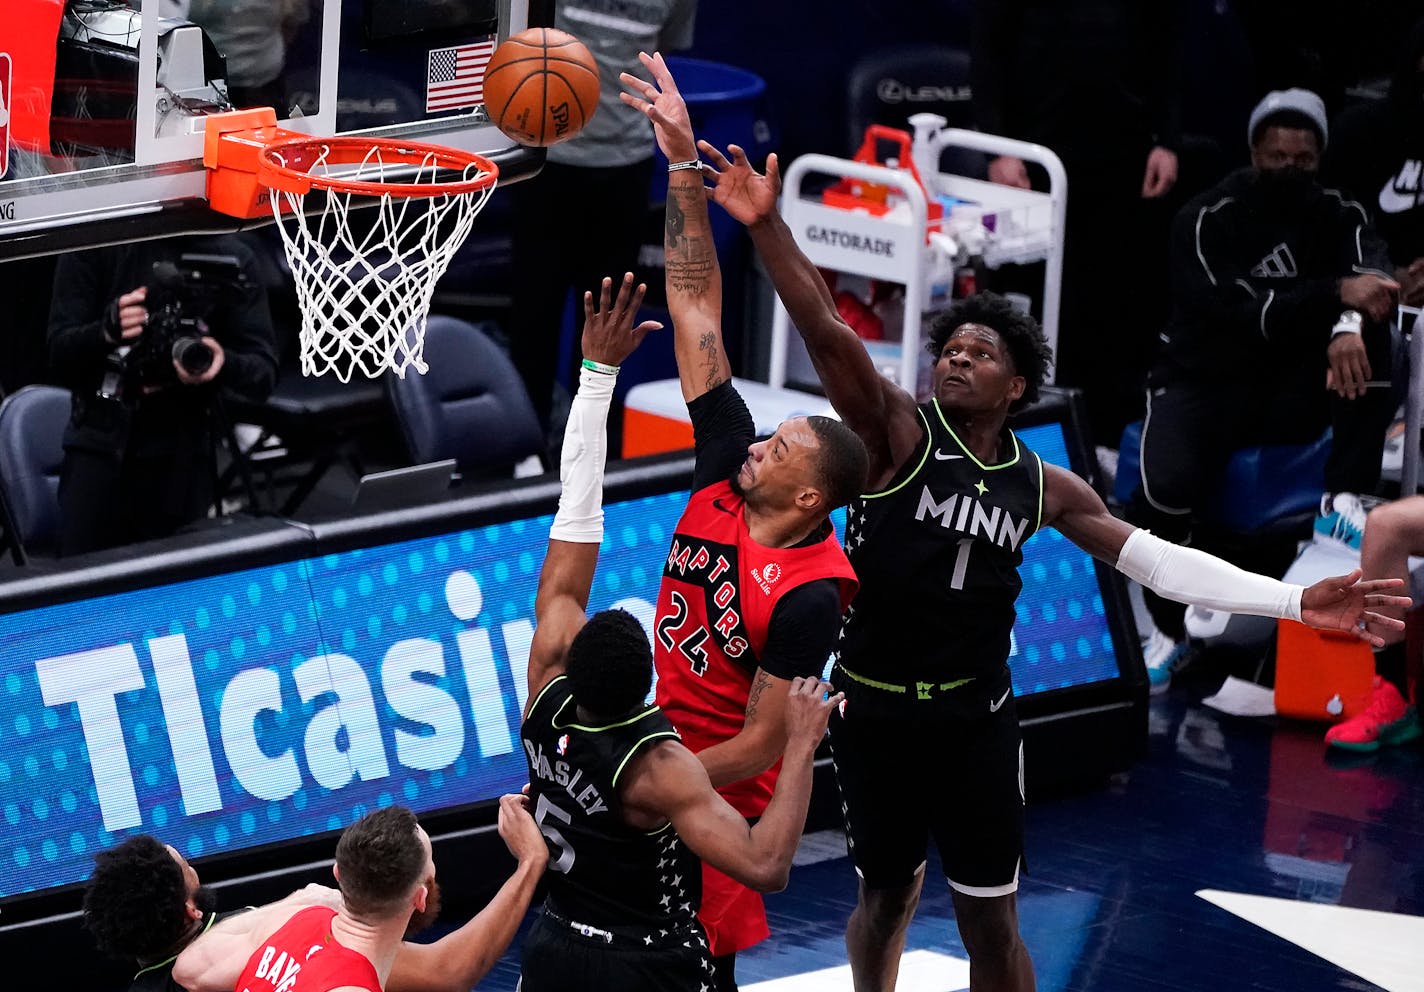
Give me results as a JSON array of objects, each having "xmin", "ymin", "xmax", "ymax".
[{"xmin": 467, "ymin": 687, "xmax": 1424, "ymax": 992}]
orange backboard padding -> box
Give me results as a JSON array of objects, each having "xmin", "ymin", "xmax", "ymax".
[
  {"xmin": 1274, "ymin": 620, "xmax": 1377, "ymax": 722},
  {"xmin": 623, "ymin": 408, "xmax": 695, "ymax": 458},
  {"xmin": 8, "ymin": 0, "xmax": 67, "ymax": 151}
]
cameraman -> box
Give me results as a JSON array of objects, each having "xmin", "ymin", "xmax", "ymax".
[{"xmin": 48, "ymin": 236, "xmax": 278, "ymax": 556}]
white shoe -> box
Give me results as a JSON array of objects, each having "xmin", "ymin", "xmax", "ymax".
[
  {"xmin": 1312, "ymin": 492, "xmax": 1376, "ymax": 553},
  {"xmin": 1143, "ymin": 628, "xmax": 1190, "ymax": 695}
]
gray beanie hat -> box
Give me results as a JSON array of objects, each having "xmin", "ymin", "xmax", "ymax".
[{"xmin": 1247, "ymin": 88, "xmax": 1328, "ymax": 149}]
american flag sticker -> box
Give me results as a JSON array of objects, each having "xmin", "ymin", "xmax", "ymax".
[{"xmin": 426, "ymin": 39, "xmax": 495, "ymax": 114}]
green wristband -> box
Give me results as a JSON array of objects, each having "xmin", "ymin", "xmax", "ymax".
[{"xmin": 581, "ymin": 358, "xmax": 619, "ymax": 375}]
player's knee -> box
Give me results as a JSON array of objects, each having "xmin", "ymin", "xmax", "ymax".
[
  {"xmin": 955, "ymin": 900, "xmax": 1022, "ymax": 963},
  {"xmin": 858, "ymin": 883, "xmax": 920, "ymax": 934},
  {"xmin": 1367, "ymin": 497, "xmax": 1424, "ymax": 548}
]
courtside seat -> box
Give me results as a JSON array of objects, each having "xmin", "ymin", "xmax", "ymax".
[
  {"xmin": 845, "ymin": 43, "xmax": 982, "ymax": 175},
  {"xmin": 1113, "ymin": 420, "xmax": 1331, "ymax": 534},
  {"xmin": 385, "ymin": 317, "xmax": 545, "ymax": 482},
  {"xmin": 224, "ymin": 361, "xmax": 390, "ymax": 516},
  {"xmin": 0, "ymin": 385, "xmax": 72, "ymax": 564}
]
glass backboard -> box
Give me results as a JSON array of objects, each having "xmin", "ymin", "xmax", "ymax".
[{"xmin": 0, "ymin": 0, "xmax": 545, "ymax": 260}]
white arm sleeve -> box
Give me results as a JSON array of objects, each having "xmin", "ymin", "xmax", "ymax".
[
  {"xmin": 549, "ymin": 367, "xmax": 616, "ymax": 544},
  {"xmin": 1116, "ymin": 528, "xmax": 1303, "ymax": 622}
]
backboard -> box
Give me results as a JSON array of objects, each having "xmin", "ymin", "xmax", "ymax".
[{"xmin": 0, "ymin": 0, "xmax": 548, "ymax": 260}]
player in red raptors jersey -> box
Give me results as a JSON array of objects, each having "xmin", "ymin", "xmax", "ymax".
[
  {"xmin": 235, "ymin": 806, "xmax": 435, "ymax": 992},
  {"xmin": 621, "ymin": 53, "xmax": 868, "ymax": 991},
  {"xmin": 519, "ymin": 271, "xmax": 843, "ymax": 992}
]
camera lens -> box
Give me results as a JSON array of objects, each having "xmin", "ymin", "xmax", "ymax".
[{"xmin": 173, "ymin": 337, "xmax": 215, "ymax": 376}]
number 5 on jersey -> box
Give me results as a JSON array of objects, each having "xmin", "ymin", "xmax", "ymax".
[{"xmin": 534, "ymin": 793, "xmax": 575, "ymax": 873}]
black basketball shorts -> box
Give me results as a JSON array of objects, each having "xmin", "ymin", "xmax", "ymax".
[
  {"xmin": 828, "ymin": 663, "xmax": 1025, "ymax": 894},
  {"xmin": 519, "ymin": 910, "xmax": 713, "ymax": 992}
]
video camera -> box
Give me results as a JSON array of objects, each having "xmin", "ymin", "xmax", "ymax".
[{"xmin": 98, "ymin": 253, "xmax": 250, "ymax": 402}]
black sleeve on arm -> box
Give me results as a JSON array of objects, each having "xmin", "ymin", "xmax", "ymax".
[
  {"xmin": 48, "ymin": 248, "xmax": 122, "ymax": 390},
  {"xmin": 758, "ymin": 579, "xmax": 842, "ymax": 681},
  {"xmin": 212, "ymin": 245, "xmax": 279, "ymax": 402},
  {"xmin": 688, "ymin": 379, "xmax": 756, "ymax": 492}
]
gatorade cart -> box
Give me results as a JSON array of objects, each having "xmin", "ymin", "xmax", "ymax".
[{"xmin": 623, "ymin": 114, "xmax": 1067, "ymax": 455}]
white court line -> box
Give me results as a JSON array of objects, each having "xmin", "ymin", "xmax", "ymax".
[
  {"xmin": 745, "ymin": 949, "xmax": 971, "ymax": 992},
  {"xmin": 791, "ymin": 829, "xmax": 848, "ymax": 866},
  {"xmin": 1199, "ymin": 890, "xmax": 1424, "ymax": 992}
]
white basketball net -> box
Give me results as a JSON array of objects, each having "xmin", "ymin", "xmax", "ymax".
[{"xmin": 266, "ymin": 143, "xmax": 496, "ymax": 380}]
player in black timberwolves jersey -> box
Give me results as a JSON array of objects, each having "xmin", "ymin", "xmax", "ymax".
[
  {"xmin": 701, "ymin": 148, "xmax": 1412, "ymax": 992},
  {"xmin": 519, "ymin": 273, "xmax": 842, "ymax": 992}
]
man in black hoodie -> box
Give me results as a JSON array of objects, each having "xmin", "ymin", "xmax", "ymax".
[
  {"xmin": 1326, "ymin": 20, "xmax": 1424, "ymax": 306},
  {"xmin": 1127, "ymin": 88, "xmax": 1399, "ymax": 690}
]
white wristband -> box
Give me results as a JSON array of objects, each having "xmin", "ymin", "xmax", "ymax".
[
  {"xmin": 1116, "ymin": 528, "xmax": 1303, "ymax": 622},
  {"xmin": 550, "ymin": 367, "xmax": 616, "ymax": 544},
  {"xmin": 668, "ymin": 158, "xmax": 703, "ymax": 173},
  {"xmin": 1331, "ymin": 310, "xmax": 1363, "ymax": 337}
]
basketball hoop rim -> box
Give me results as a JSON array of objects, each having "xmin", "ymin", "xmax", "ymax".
[{"xmin": 256, "ymin": 135, "xmax": 500, "ymax": 198}]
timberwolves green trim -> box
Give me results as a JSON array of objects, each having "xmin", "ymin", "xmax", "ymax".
[
  {"xmin": 932, "ymin": 399, "xmax": 1021, "ymax": 470},
  {"xmin": 837, "ymin": 665, "xmax": 975, "ymax": 698},
  {"xmin": 132, "ymin": 912, "xmax": 219, "ymax": 980},
  {"xmin": 552, "ymin": 696, "xmax": 663, "ymax": 733},
  {"xmin": 1034, "ymin": 452, "xmax": 1044, "ymax": 531},
  {"xmin": 527, "ymin": 674, "xmax": 568, "ymax": 717},
  {"xmin": 862, "ymin": 408, "xmax": 934, "ymax": 500},
  {"xmin": 611, "ymin": 731, "xmax": 680, "ymax": 788}
]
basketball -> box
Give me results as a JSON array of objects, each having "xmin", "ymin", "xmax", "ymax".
[{"xmin": 483, "ymin": 28, "xmax": 601, "ymax": 147}]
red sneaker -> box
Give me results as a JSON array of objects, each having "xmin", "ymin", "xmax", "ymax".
[{"xmin": 1324, "ymin": 678, "xmax": 1422, "ymax": 752}]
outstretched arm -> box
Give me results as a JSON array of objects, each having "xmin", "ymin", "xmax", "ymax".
[
  {"xmin": 172, "ymin": 885, "xmax": 342, "ymax": 992},
  {"xmin": 1042, "ymin": 464, "xmax": 1411, "ymax": 645},
  {"xmin": 621, "ymin": 51, "xmax": 728, "ymax": 404},
  {"xmin": 694, "ymin": 141, "xmax": 921, "ymax": 488},
  {"xmin": 622, "ymin": 678, "xmax": 841, "ymax": 892},
  {"xmin": 525, "ymin": 275, "xmax": 663, "ymax": 709},
  {"xmin": 385, "ymin": 795, "xmax": 546, "ymax": 992}
]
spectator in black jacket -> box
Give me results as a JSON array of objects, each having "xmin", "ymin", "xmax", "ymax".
[
  {"xmin": 48, "ymin": 236, "xmax": 279, "ymax": 556},
  {"xmin": 972, "ymin": 0, "xmax": 1186, "ymax": 450},
  {"xmin": 1126, "ymin": 89, "xmax": 1399, "ymax": 690},
  {"xmin": 1325, "ymin": 17, "xmax": 1424, "ymax": 308}
]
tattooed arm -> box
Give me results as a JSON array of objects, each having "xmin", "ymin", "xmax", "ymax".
[
  {"xmin": 622, "ymin": 51, "xmax": 731, "ymax": 403},
  {"xmin": 694, "ymin": 669, "xmax": 792, "ymax": 789},
  {"xmin": 693, "ymin": 578, "xmax": 842, "ymax": 788}
]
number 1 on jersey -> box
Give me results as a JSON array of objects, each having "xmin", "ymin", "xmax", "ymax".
[{"xmin": 950, "ymin": 537, "xmax": 973, "ymax": 591}]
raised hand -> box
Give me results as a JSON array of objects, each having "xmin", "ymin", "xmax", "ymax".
[
  {"xmin": 698, "ymin": 140, "xmax": 781, "ymax": 227},
  {"xmin": 783, "ymin": 677, "xmax": 843, "ymax": 752},
  {"xmin": 497, "ymin": 792, "xmax": 550, "ymax": 870},
  {"xmin": 619, "ymin": 50, "xmax": 696, "ymax": 162},
  {"xmin": 1300, "ymin": 569, "xmax": 1411, "ymax": 646},
  {"xmin": 581, "ymin": 272, "xmax": 664, "ymax": 368}
]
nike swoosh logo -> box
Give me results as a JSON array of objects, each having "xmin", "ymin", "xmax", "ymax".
[
  {"xmin": 933, "ymin": 450, "xmax": 964, "ymax": 461},
  {"xmin": 711, "ymin": 499, "xmax": 736, "ymax": 515},
  {"xmin": 1378, "ymin": 176, "xmax": 1422, "ymax": 214},
  {"xmin": 989, "ymin": 688, "xmax": 1010, "ymax": 713}
]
